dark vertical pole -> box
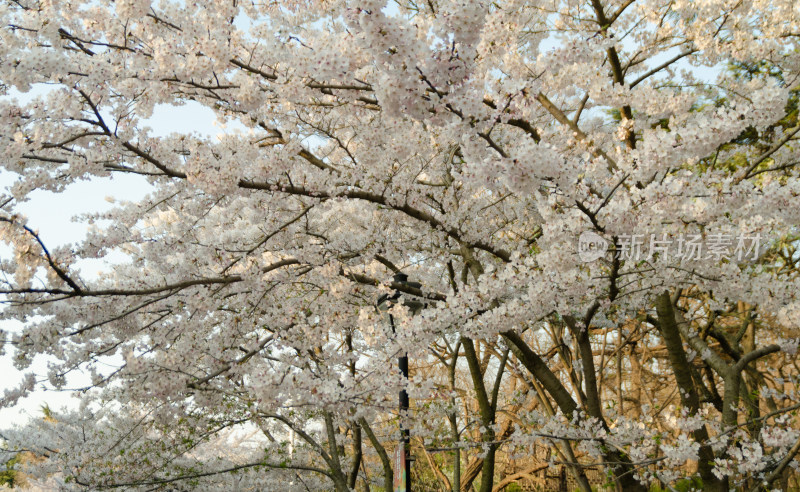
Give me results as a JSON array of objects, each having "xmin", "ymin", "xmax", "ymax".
[
  {"xmin": 399, "ymin": 353, "xmax": 410, "ymax": 492},
  {"xmin": 390, "ymin": 314, "xmax": 411, "ymax": 492},
  {"xmin": 384, "ymin": 272, "xmax": 421, "ymax": 492}
]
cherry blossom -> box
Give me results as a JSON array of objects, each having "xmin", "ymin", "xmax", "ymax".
[{"xmin": 1, "ymin": 0, "xmax": 800, "ymax": 490}]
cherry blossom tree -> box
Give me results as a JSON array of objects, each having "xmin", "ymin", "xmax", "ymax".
[{"xmin": 2, "ymin": 0, "xmax": 800, "ymax": 490}]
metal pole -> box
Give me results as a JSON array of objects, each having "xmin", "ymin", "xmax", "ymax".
[
  {"xmin": 381, "ymin": 273, "xmax": 423, "ymax": 492},
  {"xmin": 399, "ymin": 352, "xmax": 410, "ymax": 492},
  {"xmin": 390, "ymin": 314, "xmax": 411, "ymax": 492}
]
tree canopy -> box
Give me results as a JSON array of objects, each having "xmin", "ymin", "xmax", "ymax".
[{"xmin": 1, "ymin": 0, "xmax": 800, "ymax": 490}]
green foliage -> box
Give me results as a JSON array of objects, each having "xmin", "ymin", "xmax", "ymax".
[{"xmin": 0, "ymin": 454, "xmax": 20, "ymax": 488}]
